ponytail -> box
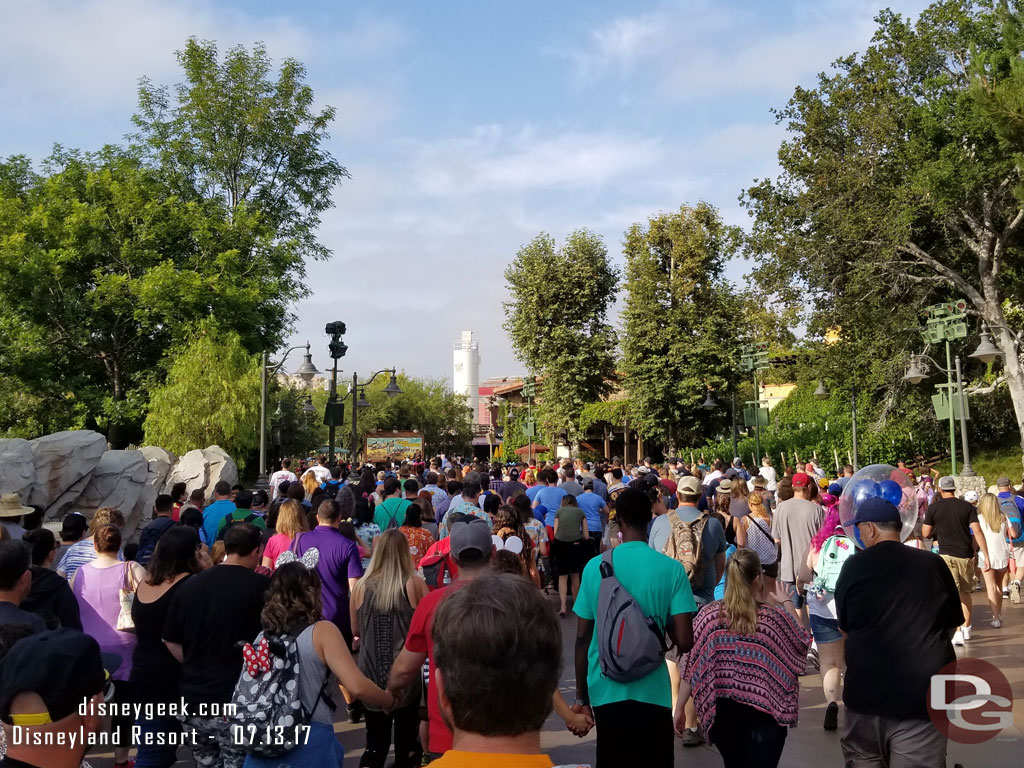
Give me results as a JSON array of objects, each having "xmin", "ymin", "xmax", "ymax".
[{"xmin": 723, "ymin": 548, "xmax": 761, "ymax": 635}]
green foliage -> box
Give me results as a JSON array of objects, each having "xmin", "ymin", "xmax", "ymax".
[
  {"xmin": 503, "ymin": 230, "xmax": 619, "ymax": 443},
  {"xmin": 499, "ymin": 403, "xmax": 530, "ymax": 457},
  {"xmin": 743, "ymin": 0, "xmax": 1024, "ymax": 459},
  {"xmin": 0, "ymin": 39, "xmax": 344, "ymax": 446},
  {"xmin": 578, "ymin": 400, "xmax": 630, "ymax": 433},
  {"xmin": 620, "ymin": 203, "xmax": 743, "ymax": 447},
  {"xmin": 133, "ymin": 38, "xmax": 347, "ymax": 263},
  {"xmin": 345, "ymin": 375, "xmax": 473, "ymax": 457},
  {"xmin": 143, "ymin": 321, "xmax": 260, "ymax": 466}
]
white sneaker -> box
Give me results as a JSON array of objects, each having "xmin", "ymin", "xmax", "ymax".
[
  {"xmin": 952, "ymin": 628, "xmax": 965, "ymax": 646},
  {"xmin": 962, "ymin": 625, "xmax": 972, "ymax": 641},
  {"xmin": 991, "ymin": 618, "xmax": 1003, "ymax": 628}
]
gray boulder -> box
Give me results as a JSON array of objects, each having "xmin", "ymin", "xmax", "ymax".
[
  {"xmin": 0, "ymin": 438, "xmax": 35, "ymax": 499},
  {"xmin": 164, "ymin": 449, "xmax": 210, "ymax": 498},
  {"xmin": 202, "ymin": 445, "xmax": 239, "ymax": 498},
  {"xmin": 28, "ymin": 430, "xmax": 107, "ymax": 514},
  {"xmin": 136, "ymin": 446, "xmax": 177, "ymax": 530},
  {"xmin": 76, "ymin": 450, "xmax": 149, "ymax": 539}
]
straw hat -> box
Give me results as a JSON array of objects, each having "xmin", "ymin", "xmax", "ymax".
[{"xmin": 0, "ymin": 493, "xmax": 33, "ymax": 518}]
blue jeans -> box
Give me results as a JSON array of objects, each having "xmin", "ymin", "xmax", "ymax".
[{"xmin": 133, "ymin": 714, "xmax": 180, "ymax": 768}]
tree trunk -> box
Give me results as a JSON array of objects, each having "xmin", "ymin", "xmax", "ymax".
[{"xmin": 990, "ymin": 318, "xmax": 1024, "ymax": 471}]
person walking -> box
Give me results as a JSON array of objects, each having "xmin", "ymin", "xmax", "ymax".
[
  {"xmin": 241, "ymin": 562, "xmax": 395, "ymax": 767},
  {"xmin": 56, "ymin": 507, "xmax": 125, "ymax": 581},
  {"xmin": 772, "ymin": 473, "xmax": 824, "ymax": 615},
  {"xmin": 573, "ymin": 487, "xmax": 696, "ymax": 768},
  {"xmin": 677, "ymin": 549, "xmax": 810, "ymax": 767},
  {"xmin": 552, "ymin": 494, "xmax": 589, "ymax": 617},
  {"xmin": 71, "ymin": 524, "xmax": 146, "ymax": 768},
  {"xmin": 350, "ymin": 529, "xmax": 429, "ymax": 768},
  {"xmin": 798, "ymin": 503, "xmax": 851, "ymax": 731},
  {"xmin": 131, "ymin": 526, "xmax": 204, "ymax": 768},
  {"xmin": 835, "ymin": 497, "xmax": 963, "ymax": 767},
  {"xmin": 922, "ymin": 476, "xmax": 991, "ymax": 644},
  {"xmin": 976, "ymin": 492, "xmax": 1014, "ymax": 627},
  {"xmin": 20, "ymin": 529, "xmax": 81, "ymax": 631},
  {"xmin": 260, "ymin": 500, "xmax": 311, "ymax": 572}
]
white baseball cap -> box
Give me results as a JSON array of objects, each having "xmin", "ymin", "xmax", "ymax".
[{"xmin": 964, "ymin": 490, "xmax": 979, "ymax": 503}]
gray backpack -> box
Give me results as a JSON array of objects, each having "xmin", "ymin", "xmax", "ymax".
[{"xmin": 596, "ymin": 549, "xmax": 667, "ymax": 682}]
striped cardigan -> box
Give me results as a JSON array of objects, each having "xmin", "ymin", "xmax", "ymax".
[{"xmin": 681, "ymin": 601, "xmax": 812, "ymax": 736}]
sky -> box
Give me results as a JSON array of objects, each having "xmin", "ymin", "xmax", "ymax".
[{"xmin": 1, "ymin": 0, "xmax": 932, "ymax": 386}]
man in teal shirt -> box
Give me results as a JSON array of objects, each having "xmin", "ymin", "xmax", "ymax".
[{"xmin": 573, "ymin": 485, "xmax": 695, "ymax": 767}]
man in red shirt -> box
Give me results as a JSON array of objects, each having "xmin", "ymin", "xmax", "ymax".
[{"xmin": 387, "ymin": 518, "xmax": 495, "ymax": 760}]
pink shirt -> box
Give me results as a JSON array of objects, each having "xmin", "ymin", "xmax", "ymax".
[{"xmin": 263, "ymin": 532, "xmax": 294, "ymax": 570}]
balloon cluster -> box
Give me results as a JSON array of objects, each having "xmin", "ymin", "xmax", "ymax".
[{"xmin": 837, "ymin": 464, "xmax": 918, "ymax": 548}]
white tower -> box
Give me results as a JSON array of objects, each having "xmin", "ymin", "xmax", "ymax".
[{"xmin": 453, "ymin": 330, "xmax": 480, "ymax": 421}]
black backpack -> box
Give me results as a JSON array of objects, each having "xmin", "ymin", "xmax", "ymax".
[
  {"xmin": 136, "ymin": 517, "xmax": 176, "ymax": 566},
  {"xmin": 217, "ymin": 512, "xmax": 259, "ymax": 541}
]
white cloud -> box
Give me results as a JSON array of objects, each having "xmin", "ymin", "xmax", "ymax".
[
  {"xmin": 554, "ymin": 0, "xmax": 934, "ymax": 98},
  {"xmin": 408, "ymin": 125, "xmax": 663, "ymax": 197}
]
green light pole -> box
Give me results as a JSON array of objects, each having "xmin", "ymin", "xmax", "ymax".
[
  {"xmin": 904, "ymin": 302, "xmax": 968, "ymax": 476},
  {"xmin": 522, "ymin": 375, "xmax": 537, "ymax": 465},
  {"xmin": 740, "ymin": 342, "xmax": 771, "ymax": 464}
]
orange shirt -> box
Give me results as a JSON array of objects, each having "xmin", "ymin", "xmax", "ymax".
[
  {"xmin": 400, "ymin": 525, "xmax": 435, "ymax": 567},
  {"xmin": 427, "ymin": 751, "xmax": 566, "ymax": 768}
]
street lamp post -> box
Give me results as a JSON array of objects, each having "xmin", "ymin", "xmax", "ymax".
[
  {"xmin": 349, "ymin": 369, "xmax": 402, "ymax": 465},
  {"xmin": 324, "ymin": 322, "xmax": 348, "ymax": 465},
  {"xmin": 813, "ymin": 380, "xmax": 858, "ymax": 470},
  {"xmin": 702, "ymin": 388, "xmax": 738, "ymax": 460},
  {"xmin": 258, "ymin": 343, "xmax": 321, "ymax": 487},
  {"xmin": 904, "ymin": 352, "xmax": 973, "ymax": 476},
  {"xmin": 740, "ymin": 343, "xmax": 771, "ymax": 464},
  {"xmin": 522, "ymin": 376, "xmax": 537, "ymax": 465}
]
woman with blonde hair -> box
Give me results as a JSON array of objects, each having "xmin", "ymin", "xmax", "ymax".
[
  {"xmin": 57, "ymin": 506, "xmax": 125, "ymax": 581},
  {"xmin": 734, "ymin": 492, "xmax": 779, "ymax": 584},
  {"xmin": 261, "ymin": 499, "xmax": 310, "ymax": 571},
  {"xmin": 350, "ymin": 529, "xmax": 429, "ymax": 768},
  {"xmin": 678, "ymin": 549, "xmax": 811, "ymax": 767},
  {"xmin": 301, "ymin": 470, "xmax": 320, "ymax": 501},
  {"xmin": 977, "ymin": 493, "xmax": 1012, "ymax": 627}
]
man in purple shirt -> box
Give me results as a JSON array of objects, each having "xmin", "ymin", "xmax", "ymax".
[{"xmin": 295, "ymin": 490, "xmax": 364, "ymax": 645}]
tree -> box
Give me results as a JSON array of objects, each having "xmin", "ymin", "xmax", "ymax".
[
  {"xmin": 620, "ymin": 203, "xmax": 743, "ymax": 448},
  {"xmin": 346, "ymin": 375, "xmax": 473, "ymax": 457},
  {"xmin": 133, "ymin": 38, "xmax": 347, "ymax": 263},
  {"xmin": 743, "ymin": 0, "xmax": 1024, "ymax": 464},
  {"xmin": 0, "ymin": 148, "xmax": 288, "ymax": 444},
  {"xmin": 143, "ymin": 321, "xmax": 261, "ymax": 465},
  {"xmin": 0, "ymin": 39, "xmax": 345, "ymax": 445},
  {"xmin": 503, "ymin": 231, "xmax": 619, "ymax": 446}
]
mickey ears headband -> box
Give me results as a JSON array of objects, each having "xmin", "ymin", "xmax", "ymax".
[
  {"xmin": 491, "ymin": 534, "xmax": 524, "ymax": 555},
  {"xmin": 275, "ymin": 547, "xmax": 320, "ymax": 570}
]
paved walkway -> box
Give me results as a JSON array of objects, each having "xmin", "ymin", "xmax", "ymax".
[{"xmin": 87, "ymin": 589, "xmax": 1024, "ymax": 767}]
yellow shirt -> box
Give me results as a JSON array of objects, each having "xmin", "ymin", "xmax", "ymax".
[{"xmin": 427, "ymin": 751, "xmax": 579, "ymax": 768}]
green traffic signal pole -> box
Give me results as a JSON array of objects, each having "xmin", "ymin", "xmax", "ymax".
[
  {"xmin": 945, "ymin": 339, "xmax": 957, "ymax": 476},
  {"xmin": 753, "ymin": 368, "xmax": 761, "ymax": 465}
]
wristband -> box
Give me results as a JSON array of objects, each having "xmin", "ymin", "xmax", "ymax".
[{"xmin": 783, "ymin": 599, "xmax": 794, "ymax": 606}]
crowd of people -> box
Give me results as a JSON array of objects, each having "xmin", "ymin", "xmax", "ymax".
[{"xmin": 0, "ymin": 449, "xmax": 1019, "ymax": 768}]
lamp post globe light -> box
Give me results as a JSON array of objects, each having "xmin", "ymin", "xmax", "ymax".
[{"xmin": 258, "ymin": 342, "xmax": 322, "ymax": 488}]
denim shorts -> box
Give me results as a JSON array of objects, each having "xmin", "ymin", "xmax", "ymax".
[{"xmin": 809, "ymin": 614, "xmax": 843, "ymax": 644}]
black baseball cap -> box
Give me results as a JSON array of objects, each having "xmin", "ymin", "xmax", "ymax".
[{"xmin": 0, "ymin": 629, "xmax": 117, "ymax": 725}]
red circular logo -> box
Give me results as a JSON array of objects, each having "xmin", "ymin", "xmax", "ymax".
[{"xmin": 926, "ymin": 658, "xmax": 1013, "ymax": 744}]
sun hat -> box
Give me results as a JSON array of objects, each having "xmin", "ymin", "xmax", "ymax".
[{"xmin": 0, "ymin": 493, "xmax": 32, "ymax": 519}]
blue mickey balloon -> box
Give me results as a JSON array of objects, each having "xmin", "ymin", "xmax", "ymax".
[
  {"xmin": 878, "ymin": 479, "xmax": 904, "ymax": 508},
  {"xmin": 838, "ymin": 465, "xmax": 917, "ymax": 548}
]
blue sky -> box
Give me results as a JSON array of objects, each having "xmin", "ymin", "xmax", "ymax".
[{"xmin": 1, "ymin": 0, "xmax": 931, "ymax": 384}]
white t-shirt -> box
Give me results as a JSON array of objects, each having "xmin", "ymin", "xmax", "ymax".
[
  {"xmin": 309, "ymin": 464, "xmax": 331, "ymax": 484},
  {"xmin": 702, "ymin": 470, "xmax": 723, "ymax": 486},
  {"xmin": 268, "ymin": 469, "xmax": 298, "ymax": 498},
  {"xmin": 759, "ymin": 466, "xmax": 778, "ymax": 491}
]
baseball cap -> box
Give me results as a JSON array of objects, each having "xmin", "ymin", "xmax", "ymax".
[
  {"xmin": 716, "ymin": 478, "xmax": 733, "ymax": 494},
  {"xmin": 677, "ymin": 476, "xmax": 700, "ymax": 495},
  {"xmin": 0, "ymin": 629, "xmax": 116, "ymax": 725},
  {"xmin": 996, "ymin": 476, "xmax": 1011, "ymax": 488},
  {"xmin": 792, "ymin": 472, "xmax": 811, "ymax": 488},
  {"xmin": 636, "ymin": 466, "xmax": 651, "ymax": 475},
  {"xmin": 851, "ymin": 497, "xmax": 901, "ymax": 525},
  {"xmin": 964, "ymin": 490, "xmax": 979, "ymax": 503},
  {"xmin": 724, "ymin": 468, "xmax": 739, "ymax": 480},
  {"xmin": 582, "ymin": 477, "xmax": 595, "ymax": 490},
  {"xmin": 828, "ymin": 482, "xmax": 843, "ymax": 496},
  {"xmin": 449, "ymin": 518, "xmax": 492, "ymax": 561},
  {"xmin": 938, "ymin": 476, "xmax": 956, "ymax": 491}
]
